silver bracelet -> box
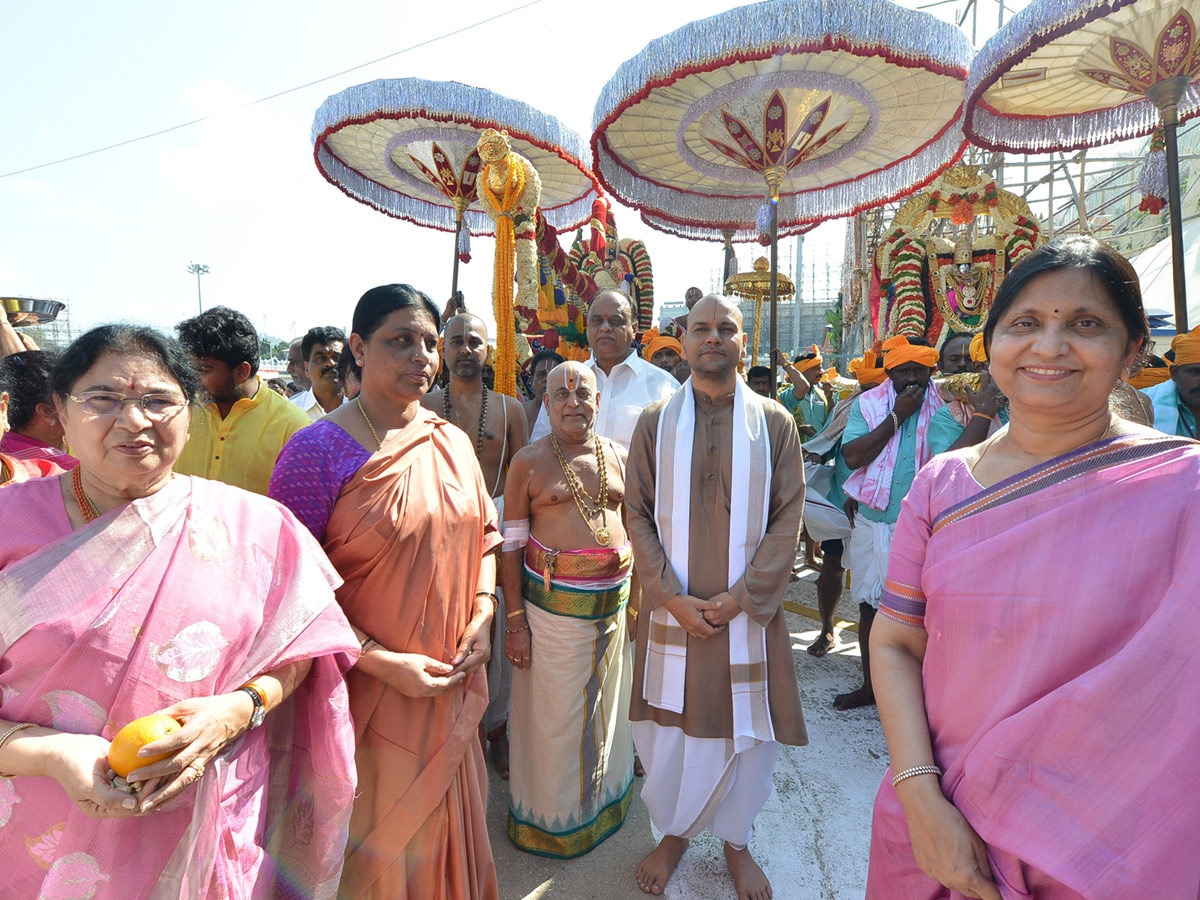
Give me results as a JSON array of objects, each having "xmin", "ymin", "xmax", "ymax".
[
  {"xmin": 889, "ymin": 410, "xmax": 901, "ymax": 433},
  {"xmin": 892, "ymin": 764, "xmax": 942, "ymax": 787}
]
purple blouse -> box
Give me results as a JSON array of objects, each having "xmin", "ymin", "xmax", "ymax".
[{"xmin": 268, "ymin": 420, "xmax": 371, "ymax": 541}]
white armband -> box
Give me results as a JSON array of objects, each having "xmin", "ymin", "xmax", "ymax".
[{"xmin": 502, "ymin": 518, "xmax": 530, "ymax": 552}]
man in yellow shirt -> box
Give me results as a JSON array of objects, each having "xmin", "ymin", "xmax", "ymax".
[{"xmin": 174, "ymin": 306, "xmax": 310, "ymax": 495}]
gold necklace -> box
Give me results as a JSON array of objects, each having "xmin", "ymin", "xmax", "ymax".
[
  {"xmin": 358, "ymin": 397, "xmax": 382, "ymax": 449},
  {"xmin": 551, "ymin": 432, "xmax": 610, "ymax": 546}
]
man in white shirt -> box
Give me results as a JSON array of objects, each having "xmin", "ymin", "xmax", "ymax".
[
  {"xmin": 530, "ymin": 290, "xmax": 678, "ymax": 450},
  {"xmin": 289, "ymin": 326, "xmax": 346, "ymax": 421}
]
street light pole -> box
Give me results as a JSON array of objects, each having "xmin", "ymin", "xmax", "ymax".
[{"xmin": 187, "ymin": 263, "xmax": 209, "ymax": 314}]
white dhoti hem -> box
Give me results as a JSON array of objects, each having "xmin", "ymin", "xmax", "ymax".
[
  {"xmin": 802, "ymin": 492, "xmax": 852, "ymax": 544},
  {"xmin": 845, "ymin": 517, "xmax": 896, "ymax": 609},
  {"xmin": 632, "ymin": 720, "xmax": 779, "ymax": 849}
]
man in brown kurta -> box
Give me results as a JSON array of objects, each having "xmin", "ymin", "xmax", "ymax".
[{"xmin": 626, "ymin": 295, "xmax": 807, "ymax": 900}]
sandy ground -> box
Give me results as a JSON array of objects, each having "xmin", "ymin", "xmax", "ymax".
[{"xmin": 488, "ymin": 568, "xmax": 889, "ymax": 900}]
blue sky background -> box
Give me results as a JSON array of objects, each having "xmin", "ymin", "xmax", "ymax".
[{"xmin": 0, "ymin": 0, "xmax": 1015, "ymax": 347}]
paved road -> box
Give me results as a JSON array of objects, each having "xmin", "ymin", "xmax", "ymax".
[{"xmin": 488, "ymin": 573, "xmax": 889, "ymax": 900}]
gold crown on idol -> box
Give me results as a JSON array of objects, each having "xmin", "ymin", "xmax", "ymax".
[{"xmin": 940, "ymin": 164, "xmax": 984, "ymax": 189}]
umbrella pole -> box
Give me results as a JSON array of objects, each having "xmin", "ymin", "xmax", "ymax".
[
  {"xmin": 1147, "ymin": 76, "xmax": 1190, "ymax": 334},
  {"xmin": 769, "ymin": 198, "xmax": 780, "ymax": 401},
  {"xmin": 450, "ymin": 214, "xmax": 463, "ymax": 304}
]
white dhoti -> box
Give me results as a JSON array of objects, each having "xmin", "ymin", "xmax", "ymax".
[
  {"xmin": 632, "ymin": 721, "xmax": 779, "ymax": 849},
  {"xmin": 802, "ymin": 462, "xmax": 851, "ymax": 544},
  {"xmin": 508, "ymin": 539, "xmax": 635, "ymax": 857},
  {"xmin": 844, "ymin": 516, "xmax": 896, "ymax": 609},
  {"xmin": 486, "ymin": 494, "xmax": 512, "ymax": 735}
]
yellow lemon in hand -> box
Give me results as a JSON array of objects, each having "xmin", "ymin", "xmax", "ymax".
[{"xmin": 108, "ymin": 714, "xmax": 182, "ymax": 778}]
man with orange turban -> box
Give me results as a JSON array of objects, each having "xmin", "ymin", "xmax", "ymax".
[
  {"xmin": 1144, "ymin": 326, "xmax": 1200, "ymax": 437},
  {"xmin": 774, "ymin": 345, "xmax": 830, "ymax": 443},
  {"xmin": 798, "ymin": 344, "xmax": 888, "ymax": 659},
  {"xmin": 835, "ymin": 335, "xmax": 944, "ymax": 711},
  {"xmin": 641, "ymin": 328, "xmax": 684, "ymax": 377}
]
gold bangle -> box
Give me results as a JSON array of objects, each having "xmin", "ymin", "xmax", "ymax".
[
  {"xmin": 506, "ymin": 607, "xmax": 527, "ymax": 619},
  {"xmin": 628, "ymin": 608, "xmax": 639, "ymax": 618},
  {"xmin": 505, "ymin": 624, "xmax": 530, "ymax": 635},
  {"xmin": 475, "ymin": 590, "xmax": 499, "ymax": 603}
]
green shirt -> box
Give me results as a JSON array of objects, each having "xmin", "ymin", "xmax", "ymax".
[
  {"xmin": 927, "ymin": 405, "xmax": 1011, "ymax": 456},
  {"xmin": 842, "ymin": 399, "xmax": 918, "ymax": 524},
  {"xmin": 779, "ymin": 385, "xmax": 829, "ymax": 443}
]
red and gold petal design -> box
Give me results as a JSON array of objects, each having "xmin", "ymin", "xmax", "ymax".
[
  {"xmin": 1080, "ymin": 68, "xmax": 1141, "ymax": 94},
  {"xmin": 1156, "ymin": 11, "xmax": 1194, "ymax": 78},
  {"xmin": 721, "ymin": 110, "xmax": 767, "ymax": 170},
  {"xmin": 1111, "ymin": 37, "xmax": 1154, "ymax": 88},
  {"xmin": 431, "ymin": 143, "xmax": 460, "ymax": 195},
  {"xmin": 763, "ymin": 91, "xmax": 788, "ymax": 165}
]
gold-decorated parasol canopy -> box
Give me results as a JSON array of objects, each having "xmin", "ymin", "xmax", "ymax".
[{"xmin": 724, "ymin": 257, "xmax": 796, "ymax": 366}]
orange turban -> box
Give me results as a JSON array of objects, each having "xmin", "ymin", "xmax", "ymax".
[
  {"xmin": 969, "ymin": 332, "xmax": 987, "ymax": 363},
  {"xmin": 1171, "ymin": 325, "xmax": 1200, "ymax": 366},
  {"xmin": 821, "ymin": 367, "xmax": 840, "ymax": 383},
  {"xmin": 849, "ymin": 349, "xmax": 886, "ymax": 386},
  {"xmin": 793, "ymin": 344, "xmax": 823, "ymax": 374},
  {"xmin": 882, "ymin": 335, "xmax": 939, "ymax": 370},
  {"xmin": 642, "ymin": 328, "xmax": 682, "ymax": 361},
  {"xmin": 1127, "ymin": 367, "xmax": 1172, "ymax": 388}
]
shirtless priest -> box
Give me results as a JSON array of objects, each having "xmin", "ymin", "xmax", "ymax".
[
  {"xmin": 500, "ymin": 361, "xmax": 636, "ymax": 857},
  {"xmin": 422, "ymin": 313, "xmax": 527, "ymax": 776},
  {"xmin": 626, "ymin": 295, "xmax": 807, "ymax": 900}
]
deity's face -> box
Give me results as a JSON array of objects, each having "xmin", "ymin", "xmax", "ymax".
[{"xmin": 478, "ymin": 129, "xmax": 510, "ymax": 163}]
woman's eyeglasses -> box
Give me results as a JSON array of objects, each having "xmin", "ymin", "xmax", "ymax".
[{"xmin": 67, "ymin": 391, "xmax": 185, "ymax": 419}]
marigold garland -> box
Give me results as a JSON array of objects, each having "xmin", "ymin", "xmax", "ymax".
[{"xmin": 480, "ymin": 155, "xmax": 525, "ymax": 397}]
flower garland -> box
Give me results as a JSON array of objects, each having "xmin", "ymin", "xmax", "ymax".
[
  {"xmin": 924, "ymin": 184, "xmax": 1001, "ymax": 225},
  {"xmin": 888, "ymin": 235, "xmax": 928, "ymax": 338},
  {"xmin": 480, "ymin": 155, "xmax": 526, "ymax": 397}
]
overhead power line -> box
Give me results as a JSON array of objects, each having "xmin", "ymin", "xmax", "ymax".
[{"xmin": 0, "ymin": 0, "xmax": 547, "ymax": 180}]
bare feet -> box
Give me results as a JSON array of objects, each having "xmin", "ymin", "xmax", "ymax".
[
  {"xmin": 806, "ymin": 631, "xmax": 835, "ymax": 657},
  {"xmin": 636, "ymin": 835, "xmax": 688, "ymax": 895},
  {"xmin": 724, "ymin": 842, "xmax": 772, "ymax": 900},
  {"xmin": 488, "ymin": 732, "xmax": 510, "ymax": 780},
  {"xmin": 833, "ymin": 685, "xmax": 876, "ymax": 711},
  {"xmin": 634, "ymin": 754, "xmax": 645, "ymax": 777}
]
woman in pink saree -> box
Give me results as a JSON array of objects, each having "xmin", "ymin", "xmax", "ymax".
[
  {"xmin": 0, "ymin": 325, "xmax": 359, "ymax": 899},
  {"xmin": 868, "ymin": 237, "xmax": 1200, "ymax": 900},
  {"xmin": 1, "ymin": 357, "xmax": 69, "ymax": 485}
]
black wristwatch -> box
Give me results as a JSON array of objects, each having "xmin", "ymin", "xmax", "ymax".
[{"xmin": 239, "ymin": 685, "xmax": 267, "ymax": 730}]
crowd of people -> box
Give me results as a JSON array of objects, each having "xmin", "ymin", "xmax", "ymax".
[{"xmin": 0, "ymin": 233, "xmax": 1197, "ymax": 900}]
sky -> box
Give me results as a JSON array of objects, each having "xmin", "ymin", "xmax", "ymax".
[{"xmin": 0, "ymin": 0, "xmax": 1022, "ymax": 353}]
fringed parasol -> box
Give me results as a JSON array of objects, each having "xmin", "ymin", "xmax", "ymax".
[
  {"xmin": 591, "ymin": 0, "xmax": 972, "ymax": 394},
  {"xmin": 965, "ymin": 0, "xmax": 1200, "ymax": 331},
  {"xmin": 725, "ymin": 257, "xmax": 797, "ymax": 366},
  {"xmin": 312, "ymin": 78, "xmax": 601, "ymax": 300}
]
